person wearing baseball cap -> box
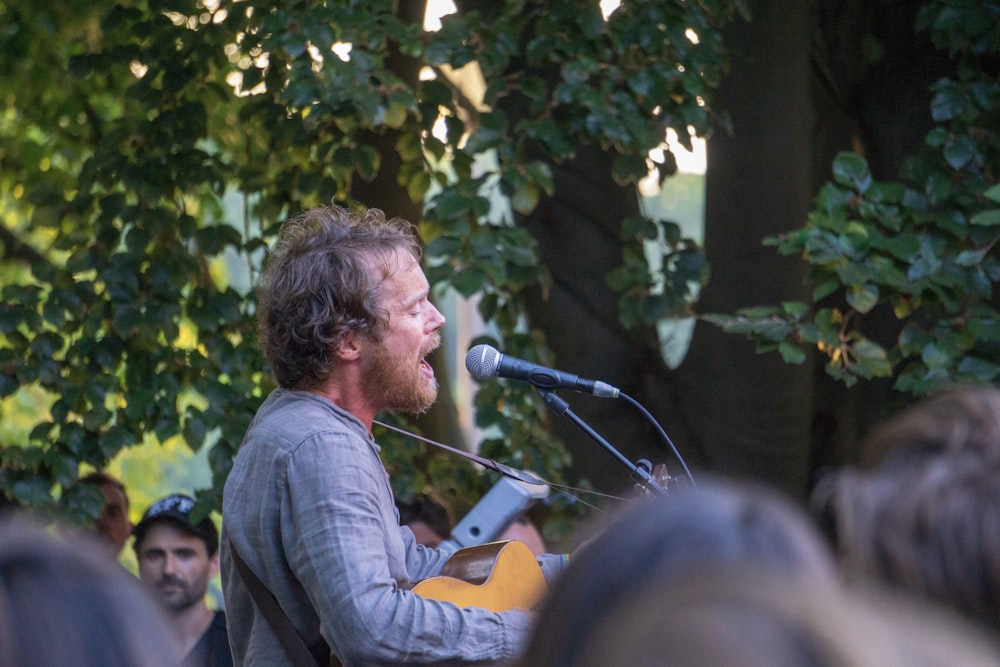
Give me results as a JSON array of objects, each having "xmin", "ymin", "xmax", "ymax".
[{"xmin": 133, "ymin": 494, "xmax": 232, "ymax": 667}]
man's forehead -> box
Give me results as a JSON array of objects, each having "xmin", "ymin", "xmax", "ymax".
[
  {"xmin": 99, "ymin": 483, "xmax": 128, "ymax": 506},
  {"xmin": 140, "ymin": 521, "xmax": 207, "ymax": 550},
  {"xmin": 380, "ymin": 253, "xmax": 427, "ymax": 301}
]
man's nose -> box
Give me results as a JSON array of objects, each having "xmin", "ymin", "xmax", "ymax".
[{"xmin": 429, "ymin": 303, "xmax": 445, "ymax": 331}]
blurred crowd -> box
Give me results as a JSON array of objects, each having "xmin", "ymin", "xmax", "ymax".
[{"xmin": 3, "ymin": 383, "xmax": 1000, "ymax": 666}]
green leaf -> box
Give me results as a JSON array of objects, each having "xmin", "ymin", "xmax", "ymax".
[
  {"xmin": 968, "ymin": 311, "xmax": 1000, "ymax": 342},
  {"xmin": 955, "ymin": 247, "xmax": 989, "ymax": 266},
  {"xmin": 780, "ymin": 301, "xmax": 810, "ymax": 318},
  {"xmin": 778, "ymin": 341, "xmax": 806, "ymax": 364},
  {"xmin": 451, "ymin": 268, "xmax": 485, "ymax": 297},
  {"xmin": 956, "ymin": 356, "xmax": 1000, "ymax": 382},
  {"xmin": 970, "ymin": 209, "xmax": 1000, "ymax": 226},
  {"xmin": 420, "ymin": 79, "xmax": 452, "ymax": 107},
  {"xmin": 383, "ymin": 102, "xmax": 408, "ymax": 129},
  {"xmin": 851, "ymin": 339, "xmax": 892, "ymax": 377},
  {"xmin": 433, "ymin": 191, "xmax": 472, "ymax": 218},
  {"xmin": 943, "ymin": 135, "xmax": 977, "ymax": 170},
  {"xmin": 525, "ymin": 161, "xmax": 555, "ymax": 196},
  {"xmin": 406, "ymin": 170, "xmax": 431, "ymax": 203},
  {"xmin": 846, "ymin": 283, "xmax": 879, "ymax": 313},
  {"xmin": 464, "ymin": 128, "xmax": 504, "ymax": 155},
  {"xmin": 930, "ymin": 83, "xmax": 967, "ymax": 122},
  {"xmin": 831, "ymin": 152, "xmax": 872, "ymax": 194},
  {"xmin": 355, "ymin": 144, "xmax": 381, "ymax": 182},
  {"xmin": 397, "ymin": 132, "xmax": 422, "ymax": 162},
  {"xmin": 511, "ymin": 182, "xmax": 539, "ymax": 215},
  {"xmin": 611, "ymin": 154, "xmax": 648, "ymax": 186},
  {"xmin": 921, "ymin": 343, "xmax": 950, "ymax": 369},
  {"xmin": 425, "ymin": 235, "xmax": 462, "ymax": 258},
  {"xmin": 477, "ymin": 293, "xmax": 498, "ymax": 321}
]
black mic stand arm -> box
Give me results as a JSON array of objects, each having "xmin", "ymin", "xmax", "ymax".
[{"xmin": 537, "ymin": 389, "xmax": 669, "ymax": 497}]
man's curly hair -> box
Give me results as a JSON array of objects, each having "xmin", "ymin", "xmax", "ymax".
[{"xmin": 256, "ymin": 205, "xmax": 421, "ymax": 390}]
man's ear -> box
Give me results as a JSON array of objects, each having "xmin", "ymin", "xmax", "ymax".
[
  {"xmin": 209, "ymin": 549, "xmax": 220, "ymax": 578},
  {"xmin": 335, "ymin": 332, "xmax": 363, "ymax": 361}
]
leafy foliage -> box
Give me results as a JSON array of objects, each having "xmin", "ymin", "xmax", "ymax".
[
  {"xmin": 705, "ymin": 0, "xmax": 1000, "ymax": 396},
  {"xmin": 0, "ymin": 0, "xmax": 734, "ymax": 525}
]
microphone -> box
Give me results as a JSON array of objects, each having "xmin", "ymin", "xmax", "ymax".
[{"xmin": 465, "ymin": 344, "xmax": 620, "ymax": 398}]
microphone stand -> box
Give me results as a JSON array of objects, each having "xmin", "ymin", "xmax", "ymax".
[{"xmin": 537, "ymin": 388, "xmax": 670, "ymax": 497}]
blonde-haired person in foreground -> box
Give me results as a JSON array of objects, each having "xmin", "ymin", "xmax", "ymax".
[{"xmin": 578, "ymin": 569, "xmax": 1000, "ymax": 667}]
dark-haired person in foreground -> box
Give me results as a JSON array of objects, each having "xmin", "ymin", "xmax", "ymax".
[{"xmin": 222, "ymin": 205, "xmax": 565, "ymax": 666}]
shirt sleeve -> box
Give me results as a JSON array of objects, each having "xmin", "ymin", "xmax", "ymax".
[
  {"xmin": 535, "ymin": 552, "xmax": 570, "ymax": 585},
  {"xmin": 280, "ymin": 432, "xmax": 530, "ymax": 666},
  {"xmin": 400, "ymin": 522, "xmax": 458, "ymax": 581}
]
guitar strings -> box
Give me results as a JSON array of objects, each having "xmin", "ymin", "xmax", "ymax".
[{"xmin": 372, "ymin": 419, "xmax": 626, "ymax": 512}]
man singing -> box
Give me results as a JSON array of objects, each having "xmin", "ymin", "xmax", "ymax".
[{"xmin": 222, "ymin": 205, "xmax": 561, "ymax": 666}]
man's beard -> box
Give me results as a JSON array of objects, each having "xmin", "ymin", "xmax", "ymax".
[
  {"xmin": 155, "ymin": 573, "xmax": 208, "ymax": 613},
  {"xmin": 363, "ymin": 334, "xmax": 440, "ymax": 414}
]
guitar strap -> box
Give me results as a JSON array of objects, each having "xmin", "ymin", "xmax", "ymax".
[{"xmin": 228, "ymin": 539, "xmax": 342, "ymax": 667}]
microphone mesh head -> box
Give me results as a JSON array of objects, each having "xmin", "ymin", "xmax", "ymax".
[{"xmin": 465, "ymin": 344, "xmax": 500, "ymax": 378}]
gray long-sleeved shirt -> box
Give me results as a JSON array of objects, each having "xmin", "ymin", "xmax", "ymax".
[{"xmin": 221, "ymin": 388, "xmax": 534, "ymax": 666}]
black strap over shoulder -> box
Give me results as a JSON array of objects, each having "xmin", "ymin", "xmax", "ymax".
[{"xmin": 228, "ymin": 539, "xmax": 340, "ymax": 667}]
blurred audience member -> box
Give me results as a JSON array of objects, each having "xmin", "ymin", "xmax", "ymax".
[
  {"xmin": 0, "ymin": 516, "xmax": 180, "ymax": 666},
  {"xmin": 858, "ymin": 383, "xmax": 1000, "ymax": 470},
  {"xmin": 79, "ymin": 471, "xmax": 132, "ymax": 558},
  {"xmin": 0, "ymin": 492, "xmax": 19, "ymax": 517},
  {"xmin": 396, "ymin": 493, "xmax": 452, "ymax": 548},
  {"xmin": 399, "ymin": 492, "xmax": 549, "ymax": 556},
  {"xmin": 499, "ymin": 516, "xmax": 547, "ymax": 556},
  {"xmin": 520, "ymin": 476, "xmax": 837, "ymax": 667},
  {"xmin": 817, "ymin": 455, "xmax": 1000, "ymax": 634},
  {"xmin": 814, "ymin": 384, "xmax": 1000, "ymax": 634},
  {"xmin": 133, "ymin": 494, "xmax": 232, "ymax": 667},
  {"xmin": 575, "ymin": 569, "xmax": 1000, "ymax": 667}
]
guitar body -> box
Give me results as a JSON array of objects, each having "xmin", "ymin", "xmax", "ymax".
[{"xmin": 411, "ymin": 540, "xmax": 547, "ymax": 613}]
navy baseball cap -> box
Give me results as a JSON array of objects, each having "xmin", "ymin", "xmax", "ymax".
[{"xmin": 132, "ymin": 494, "xmax": 219, "ymax": 556}]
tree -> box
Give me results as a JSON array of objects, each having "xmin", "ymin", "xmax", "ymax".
[
  {"xmin": 703, "ymin": 0, "xmax": 1000, "ymax": 479},
  {"xmin": 0, "ymin": 0, "xmax": 736, "ymax": 528},
  {"xmin": 514, "ymin": 0, "xmax": 1000, "ymax": 502},
  {"xmin": 8, "ymin": 0, "xmax": 987, "ymax": 532}
]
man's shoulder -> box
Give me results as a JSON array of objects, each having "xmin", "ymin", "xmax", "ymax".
[
  {"xmin": 205, "ymin": 610, "xmax": 234, "ymax": 665},
  {"xmin": 211, "ymin": 609, "xmax": 228, "ymax": 632},
  {"xmin": 253, "ymin": 389, "xmax": 366, "ymax": 442}
]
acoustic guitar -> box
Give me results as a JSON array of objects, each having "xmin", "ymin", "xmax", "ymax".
[{"xmin": 411, "ymin": 540, "xmax": 547, "ymax": 613}]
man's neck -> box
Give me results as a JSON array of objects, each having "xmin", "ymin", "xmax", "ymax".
[
  {"xmin": 307, "ymin": 379, "xmax": 377, "ymax": 430},
  {"xmin": 171, "ymin": 603, "xmax": 215, "ymax": 657}
]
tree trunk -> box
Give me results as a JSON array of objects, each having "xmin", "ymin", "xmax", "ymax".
[
  {"xmin": 674, "ymin": 0, "xmax": 818, "ymax": 500},
  {"xmin": 349, "ymin": 1, "xmax": 469, "ymax": 451}
]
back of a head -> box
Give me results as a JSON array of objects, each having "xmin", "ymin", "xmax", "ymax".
[
  {"xmin": 519, "ymin": 476, "xmax": 837, "ymax": 667},
  {"xmin": 827, "ymin": 455, "xmax": 1000, "ymax": 633},
  {"xmin": 861, "ymin": 384, "xmax": 1000, "ymax": 469},
  {"xmin": 576, "ymin": 570, "xmax": 1000, "ymax": 667},
  {"xmin": 0, "ymin": 517, "xmax": 180, "ymax": 667}
]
